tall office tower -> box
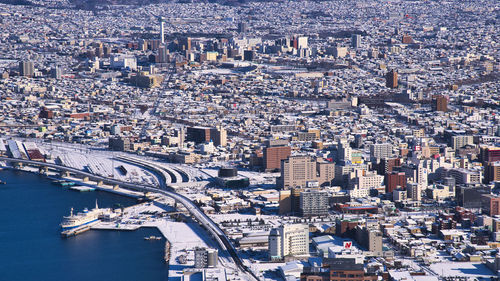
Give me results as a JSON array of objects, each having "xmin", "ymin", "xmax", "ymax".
[
  {"xmin": 351, "ymin": 34, "xmax": 361, "ymax": 48},
  {"xmin": 280, "ymin": 156, "xmax": 317, "ymax": 188},
  {"xmin": 263, "ymin": 139, "xmax": 291, "ymax": 172},
  {"xmin": 19, "ymin": 61, "xmax": 34, "ymax": 77},
  {"xmin": 159, "ymin": 17, "xmax": 166, "ymax": 44},
  {"xmin": 296, "ymin": 36, "xmax": 308, "ymax": 49},
  {"xmin": 279, "ymin": 156, "xmax": 334, "ymax": 188},
  {"xmin": 158, "ymin": 45, "xmax": 168, "ymax": 63},
  {"xmin": 385, "ymin": 69, "xmax": 398, "ymax": 88},
  {"xmin": 175, "ymin": 127, "xmax": 185, "ymax": 148},
  {"xmin": 238, "ymin": 22, "xmax": 247, "ymax": 34},
  {"xmin": 50, "ymin": 66, "xmax": 62, "ymax": 79},
  {"xmin": 179, "ymin": 37, "xmax": 192, "ymax": 51},
  {"xmin": 268, "ymin": 224, "xmax": 309, "ymax": 260},
  {"xmin": 370, "ymin": 143, "xmax": 393, "ymax": 160},
  {"xmin": 210, "ymin": 125, "xmax": 227, "ymax": 147},
  {"xmin": 299, "ymin": 190, "xmax": 329, "ymax": 217},
  {"xmin": 337, "ymin": 139, "xmax": 352, "ymax": 162},
  {"xmin": 432, "ymin": 95, "xmax": 448, "ymax": 112}
]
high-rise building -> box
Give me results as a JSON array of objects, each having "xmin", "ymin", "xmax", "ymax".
[
  {"xmin": 186, "ymin": 126, "xmax": 211, "ymax": 144},
  {"xmin": 158, "ymin": 46, "xmax": 169, "ymax": 63},
  {"xmin": 385, "ymin": 171, "xmax": 406, "ymax": 193},
  {"xmin": 19, "ymin": 61, "xmax": 34, "ymax": 77},
  {"xmin": 175, "ymin": 127, "xmax": 185, "ymax": 148},
  {"xmin": 450, "ymin": 135, "xmax": 473, "ymax": 150},
  {"xmin": 159, "ymin": 17, "xmax": 166, "ymax": 44},
  {"xmin": 263, "ymin": 140, "xmax": 291, "ymax": 172},
  {"xmin": 50, "ymin": 66, "xmax": 62, "ymax": 79},
  {"xmin": 299, "ymin": 190, "xmax": 329, "ymax": 217},
  {"xmin": 326, "ymin": 259, "xmax": 377, "ymax": 281},
  {"xmin": 243, "ymin": 49, "xmax": 255, "ymax": 61},
  {"xmin": 351, "ymin": 34, "xmax": 361, "ymax": 48},
  {"xmin": 432, "ymin": 95, "xmax": 448, "ymax": 112},
  {"xmin": 482, "ymin": 194, "xmax": 500, "ymax": 216},
  {"xmin": 385, "ymin": 69, "xmax": 398, "ymax": 88},
  {"xmin": 485, "ymin": 162, "xmax": 500, "ymax": 183},
  {"xmin": 377, "ymin": 157, "xmax": 401, "ymax": 175},
  {"xmin": 278, "ymin": 189, "xmax": 292, "ymax": 215},
  {"xmin": 108, "ymin": 137, "xmax": 131, "ymax": 151},
  {"xmin": 355, "ymin": 226, "xmax": 383, "ymax": 253},
  {"xmin": 238, "ymin": 22, "xmax": 247, "ymax": 33},
  {"xmin": 179, "ymin": 37, "xmax": 192, "ymax": 51},
  {"xmin": 481, "ymin": 147, "xmax": 500, "ymax": 163},
  {"xmin": 331, "ymin": 46, "xmax": 347, "ymax": 58},
  {"xmin": 407, "ymin": 183, "xmax": 422, "ymax": 201},
  {"xmin": 370, "ymin": 143, "xmax": 392, "ymax": 160},
  {"xmin": 448, "ymin": 168, "xmax": 482, "ymax": 185},
  {"xmin": 279, "ymin": 156, "xmax": 335, "ymax": 188},
  {"xmin": 337, "ymin": 139, "xmax": 352, "ymax": 162},
  {"xmin": 296, "ymin": 36, "xmax": 308, "ymax": 49},
  {"xmin": 186, "ymin": 126, "xmax": 226, "ymax": 146},
  {"xmin": 268, "ymin": 224, "xmax": 309, "ymax": 260},
  {"xmin": 210, "ymin": 126, "xmax": 227, "ymax": 147}
]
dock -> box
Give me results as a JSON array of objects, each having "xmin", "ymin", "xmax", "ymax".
[
  {"xmin": 165, "ymin": 241, "xmax": 171, "ymax": 263},
  {"xmin": 61, "ymin": 221, "xmax": 100, "ymax": 238}
]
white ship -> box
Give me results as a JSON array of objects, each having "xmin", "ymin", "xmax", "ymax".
[{"xmin": 60, "ymin": 200, "xmax": 104, "ymax": 229}]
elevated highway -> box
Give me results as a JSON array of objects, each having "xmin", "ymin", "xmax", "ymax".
[{"xmin": 0, "ymin": 156, "xmax": 258, "ymax": 280}]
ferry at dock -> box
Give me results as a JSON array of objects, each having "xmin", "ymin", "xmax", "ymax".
[{"xmin": 60, "ymin": 201, "xmax": 105, "ymax": 229}]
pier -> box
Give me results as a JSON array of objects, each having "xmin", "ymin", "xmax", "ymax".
[
  {"xmin": 165, "ymin": 241, "xmax": 171, "ymax": 263},
  {"xmin": 61, "ymin": 221, "xmax": 100, "ymax": 238}
]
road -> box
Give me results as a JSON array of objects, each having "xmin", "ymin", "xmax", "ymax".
[{"xmin": 0, "ymin": 156, "xmax": 259, "ymax": 281}]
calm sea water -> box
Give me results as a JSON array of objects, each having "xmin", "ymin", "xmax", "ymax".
[{"xmin": 0, "ymin": 169, "xmax": 169, "ymax": 281}]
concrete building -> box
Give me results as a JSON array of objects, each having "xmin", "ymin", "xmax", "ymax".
[
  {"xmin": 210, "ymin": 126, "xmax": 227, "ymax": 147},
  {"xmin": 385, "ymin": 171, "xmax": 406, "ymax": 193},
  {"xmin": 370, "ymin": 143, "xmax": 392, "ymax": 160},
  {"xmin": 481, "ymin": 194, "xmax": 500, "ymax": 216},
  {"xmin": 449, "ymin": 168, "xmax": 482, "ymax": 185},
  {"xmin": 407, "ymin": 183, "xmax": 422, "ymax": 201},
  {"xmin": 432, "ymin": 95, "xmax": 448, "ymax": 112},
  {"xmin": 269, "ymin": 224, "xmax": 309, "ymax": 260},
  {"xmin": 279, "ymin": 156, "xmax": 334, "ymax": 188},
  {"xmin": 19, "ymin": 61, "xmax": 34, "ymax": 77},
  {"xmin": 451, "ymin": 135, "xmax": 474, "ymax": 150},
  {"xmin": 159, "ymin": 17, "xmax": 166, "ymax": 44},
  {"xmin": 299, "ymin": 190, "xmax": 329, "ymax": 217},
  {"xmin": 385, "ymin": 69, "xmax": 398, "ymax": 89},
  {"xmin": 263, "ymin": 144, "xmax": 291, "ymax": 172},
  {"xmin": 186, "ymin": 126, "xmax": 211, "ymax": 144},
  {"xmin": 351, "ymin": 34, "xmax": 361, "ymax": 49},
  {"xmin": 110, "ymin": 54, "xmax": 137, "ymax": 70},
  {"xmin": 355, "ymin": 226, "xmax": 383, "ymax": 253},
  {"xmin": 194, "ymin": 247, "xmax": 218, "ymax": 268}
]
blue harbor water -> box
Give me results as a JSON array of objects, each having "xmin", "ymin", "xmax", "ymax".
[{"xmin": 0, "ymin": 169, "xmax": 169, "ymax": 281}]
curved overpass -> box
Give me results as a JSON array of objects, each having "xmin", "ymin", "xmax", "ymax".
[{"xmin": 0, "ymin": 156, "xmax": 258, "ymax": 281}]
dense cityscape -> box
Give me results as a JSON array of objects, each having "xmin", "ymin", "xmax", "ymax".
[{"xmin": 0, "ymin": 0, "xmax": 499, "ymax": 280}]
